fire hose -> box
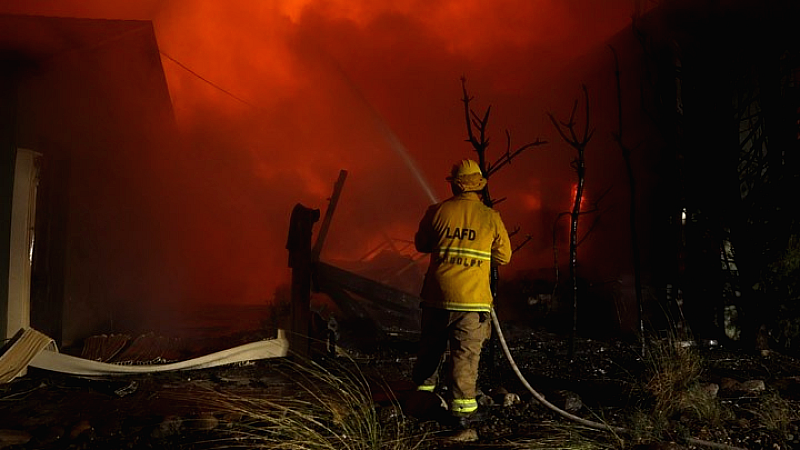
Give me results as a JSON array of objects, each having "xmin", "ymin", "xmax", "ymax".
[{"xmin": 488, "ymin": 308, "xmax": 748, "ymax": 450}]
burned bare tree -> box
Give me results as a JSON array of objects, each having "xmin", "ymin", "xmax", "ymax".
[
  {"xmin": 460, "ymin": 76, "xmax": 546, "ymax": 241},
  {"xmin": 548, "ymin": 85, "xmax": 594, "ymax": 360},
  {"xmin": 460, "ymin": 76, "xmax": 546, "ymax": 384}
]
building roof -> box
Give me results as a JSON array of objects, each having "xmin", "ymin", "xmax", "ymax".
[{"xmin": 0, "ymin": 14, "xmax": 154, "ymax": 62}]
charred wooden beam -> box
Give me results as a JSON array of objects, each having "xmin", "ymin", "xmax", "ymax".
[
  {"xmin": 315, "ymin": 262, "xmax": 419, "ymax": 316},
  {"xmin": 286, "ymin": 204, "xmax": 320, "ymax": 358},
  {"xmin": 311, "ymin": 170, "xmax": 347, "ymax": 262}
]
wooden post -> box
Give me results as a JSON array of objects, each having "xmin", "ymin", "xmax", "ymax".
[
  {"xmin": 286, "ymin": 204, "xmax": 320, "ymax": 358},
  {"xmin": 311, "ymin": 170, "xmax": 347, "ymax": 261}
]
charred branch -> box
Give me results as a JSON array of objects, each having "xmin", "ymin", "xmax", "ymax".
[
  {"xmin": 514, "ymin": 235, "xmax": 533, "ymax": 253},
  {"xmin": 486, "ymin": 130, "xmax": 547, "ymax": 177},
  {"xmin": 461, "ymin": 76, "xmax": 545, "ymax": 254}
]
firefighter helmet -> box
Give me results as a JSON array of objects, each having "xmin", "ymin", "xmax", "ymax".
[{"xmin": 447, "ymin": 159, "xmax": 487, "ymax": 193}]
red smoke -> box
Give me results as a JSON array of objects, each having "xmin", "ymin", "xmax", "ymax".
[{"xmin": 1, "ymin": 1, "xmax": 635, "ymax": 313}]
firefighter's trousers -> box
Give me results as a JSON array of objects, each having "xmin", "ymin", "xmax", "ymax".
[{"xmin": 412, "ymin": 307, "xmax": 490, "ymax": 416}]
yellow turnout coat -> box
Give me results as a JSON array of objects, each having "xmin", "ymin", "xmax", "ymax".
[{"xmin": 414, "ymin": 191, "xmax": 512, "ymax": 312}]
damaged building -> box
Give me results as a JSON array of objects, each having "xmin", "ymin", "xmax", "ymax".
[{"xmin": 0, "ymin": 14, "xmax": 177, "ymax": 348}]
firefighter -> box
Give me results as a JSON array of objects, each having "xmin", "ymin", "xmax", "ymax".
[{"xmin": 411, "ymin": 159, "xmax": 512, "ymax": 428}]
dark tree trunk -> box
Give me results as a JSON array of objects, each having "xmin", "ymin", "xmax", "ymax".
[{"xmin": 568, "ymin": 155, "xmax": 584, "ymax": 360}]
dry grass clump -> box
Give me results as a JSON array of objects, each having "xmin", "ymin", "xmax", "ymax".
[
  {"xmin": 742, "ymin": 390, "xmax": 800, "ymax": 442},
  {"xmin": 644, "ymin": 337, "xmax": 703, "ymax": 413},
  {"xmin": 195, "ymin": 357, "xmax": 425, "ymax": 450},
  {"xmin": 629, "ymin": 330, "xmax": 731, "ymax": 443}
]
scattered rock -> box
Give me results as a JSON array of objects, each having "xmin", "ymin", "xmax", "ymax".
[
  {"xmin": 500, "ymin": 392, "xmax": 521, "ymax": 407},
  {"xmin": 487, "ymin": 387, "xmax": 520, "ymax": 407},
  {"xmin": 719, "ymin": 377, "xmax": 740, "ymax": 392},
  {"xmin": 439, "ymin": 428, "xmax": 478, "ymax": 443},
  {"xmin": 740, "ymin": 379, "xmax": 766, "ymax": 393},
  {"xmin": 700, "ymin": 382, "xmax": 719, "ymax": 398},
  {"xmin": 720, "ymin": 378, "xmax": 766, "ymax": 396},
  {"xmin": 185, "ymin": 412, "xmax": 219, "ymax": 431},
  {"xmin": 550, "ymin": 389, "xmax": 583, "ymax": 412},
  {"xmin": 151, "ymin": 415, "xmax": 183, "ymax": 439}
]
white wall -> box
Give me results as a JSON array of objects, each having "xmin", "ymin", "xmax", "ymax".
[{"xmin": 5, "ymin": 148, "xmax": 40, "ymax": 341}]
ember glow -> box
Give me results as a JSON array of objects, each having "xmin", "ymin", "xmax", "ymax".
[{"xmin": 0, "ymin": 0, "xmax": 635, "ymax": 317}]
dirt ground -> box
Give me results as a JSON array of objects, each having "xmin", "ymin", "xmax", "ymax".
[{"xmin": 2, "ymin": 323, "xmax": 800, "ymax": 450}]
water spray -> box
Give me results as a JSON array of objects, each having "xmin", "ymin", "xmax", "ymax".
[
  {"xmin": 325, "ymin": 53, "xmax": 439, "ymax": 205},
  {"xmin": 382, "ymin": 130, "xmax": 439, "ymax": 205}
]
